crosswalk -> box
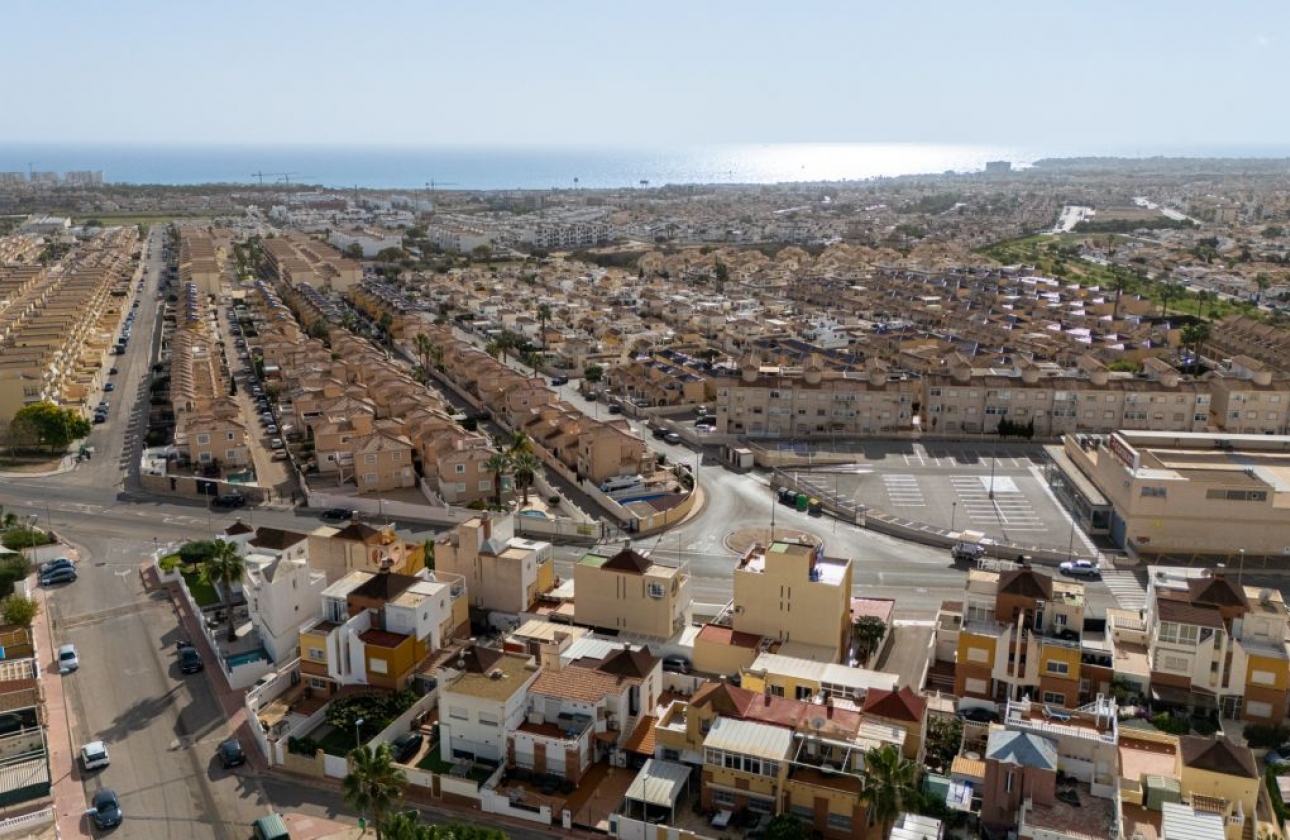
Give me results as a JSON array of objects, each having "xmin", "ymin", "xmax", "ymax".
[
  {"xmin": 1101, "ymin": 569, "xmax": 1148, "ymax": 611},
  {"xmin": 949, "ymin": 475, "xmax": 1047, "ymax": 532},
  {"xmin": 882, "ymin": 474, "xmax": 926, "ymax": 507}
]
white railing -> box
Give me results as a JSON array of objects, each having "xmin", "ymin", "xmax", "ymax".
[{"xmin": 0, "ymin": 806, "xmax": 54, "ymax": 838}]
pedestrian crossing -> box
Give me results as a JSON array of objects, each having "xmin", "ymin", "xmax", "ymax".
[
  {"xmin": 1101, "ymin": 569, "xmax": 1148, "ymax": 611},
  {"xmin": 882, "ymin": 474, "xmax": 925, "ymax": 507},
  {"xmin": 949, "ymin": 475, "xmax": 1047, "ymax": 532}
]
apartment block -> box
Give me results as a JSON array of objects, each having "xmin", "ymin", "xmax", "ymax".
[
  {"xmin": 731, "ymin": 539, "xmax": 853, "ymax": 663},
  {"xmin": 305, "ymin": 519, "xmax": 425, "ymax": 583}
]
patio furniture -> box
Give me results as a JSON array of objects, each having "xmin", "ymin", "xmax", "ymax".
[
  {"xmin": 1043, "ymin": 706, "xmax": 1072, "ymax": 722},
  {"xmin": 711, "ymin": 810, "xmax": 733, "ymax": 829}
]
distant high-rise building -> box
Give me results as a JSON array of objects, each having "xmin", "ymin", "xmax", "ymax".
[
  {"xmin": 985, "ymin": 160, "xmax": 1013, "ymax": 174},
  {"xmin": 64, "ymin": 170, "xmax": 104, "ymax": 186},
  {"xmin": 0, "ymin": 173, "xmax": 26, "ymax": 185}
]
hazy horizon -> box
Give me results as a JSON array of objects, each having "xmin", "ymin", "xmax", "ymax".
[{"xmin": 4, "ymin": 1, "xmax": 1287, "ymax": 149}]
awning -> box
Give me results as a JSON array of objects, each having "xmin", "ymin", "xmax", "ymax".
[
  {"xmin": 595, "ymin": 731, "xmax": 618, "ymax": 744},
  {"xmin": 1151, "ymin": 684, "xmax": 1217, "ymax": 709},
  {"xmin": 947, "ymin": 779, "xmax": 976, "ymax": 812},
  {"xmin": 624, "ymin": 759, "xmax": 690, "ymax": 809}
]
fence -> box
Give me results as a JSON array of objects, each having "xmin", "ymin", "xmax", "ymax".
[
  {"xmin": 323, "ymin": 752, "xmax": 350, "ymax": 779},
  {"xmin": 0, "ymin": 806, "xmax": 54, "ymax": 838},
  {"xmin": 140, "ymin": 472, "xmax": 274, "ymax": 504},
  {"xmin": 515, "ymin": 516, "xmax": 605, "ymax": 543},
  {"xmin": 371, "ymin": 694, "xmax": 437, "ymax": 750},
  {"xmin": 305, "ymin": 487, "xmax": 474, "ymax": 526},
  {"xmin": 480, "ymin": 786, "xmax": 553, "ymax": 825}
]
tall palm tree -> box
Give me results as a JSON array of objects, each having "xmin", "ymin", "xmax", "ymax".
[
  {"xmin": 343, "ymin": 743, "xmax": 407, "ymax": 840},
  {"xmin": 535, "ymin": 302, "xmax": 552, "ymax": 349},
  {"xmin": 413, "ymin": 333, "xmax": 435, "ymax": 378},
  {"xmin": 508, "ymin": 431, "xmax": 534, "ymax": 456},
  {"xmin": 1158, "ymin": 281, "xmax": 1181, "ymax": 319},
  {"xmin": 198, "ymin": 540, "xmax": 247, "ymax": 642},
  {"xmin": 509, "ymin": 450, "xmax": 542, "ymax": 506},
  {"xmin": 482, "ymin": 451, "xmax": 512, "ymax": 507},
  {"xmin": 859, "ymin": 744, "xmax": 920, "ymax": 839}
]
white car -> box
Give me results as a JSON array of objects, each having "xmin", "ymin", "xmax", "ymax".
[
  {"xmin": 58, "ymin": 644, "xmax": 79, "ymax": 673},
  {"xmin": 80, "ymin": 740, "xmax": 110, "ymax": 770},
  {"xmin": 1060, "ymin": 559, "xmax": 1099, "ymax": 577}
]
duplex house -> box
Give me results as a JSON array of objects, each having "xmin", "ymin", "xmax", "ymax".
[
  {"xmin": 437, "ymin": 646, "xmax": 542, "ymax": 765},
  {"xmin": 434, "ymin": 514, "xmax": 555, "ymax": 614},
  {"xmin": 573, "ymin": 543, "xmax": 691, "ymax": 639}
]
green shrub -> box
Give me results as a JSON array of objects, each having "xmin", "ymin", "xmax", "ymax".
[
  {"xmin": 1151, "ymin": 713, "xmax": 1192, "ymax": 736},
  {"xmin": 547, "ymin": 496, "xmax": 561, "ymax": 506},
  {"xmin": 1245, "ymin": 724, "xmax": 1290, "ymax": 750},
  {"xmin": 287, "ymin": 736, "xmax": 322, "ymax": 756},
  {"xmin": 0, "ymin": 556, "xmax": 34, "ymax": 597},
  {"xmin": 466, "ymin": 500, "xmax": 486, "ymax": 511},
  {"xmin": 178, "ymin": 540, "xmax": 220, "ymax": 564},
  {"xmin": 1192, "ymin": 717, "xmax": 1220, "ymax": 737},
  {"xmin": 2, "ymin": 527, "xmax": 55, "ymax": 550},
  {"xmin": 158, "ymin": 554, "xmax": 182, "ymax": 573}
]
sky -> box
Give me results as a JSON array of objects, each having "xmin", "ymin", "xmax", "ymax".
[{"xmin": 4, "ymin": 1, "xmax": 1287, "ymax": 150}]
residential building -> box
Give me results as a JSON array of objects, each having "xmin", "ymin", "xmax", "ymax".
[
  {"xmin": 573, "ymin": 543, "xmax": 691, "ymax": 639},
  {"xmin": 437, "ymin": 646, "xmax": 542, "ymax": 764},
  {"xmin": 241, "ymin": 539, "xmax": 328, "ymax": 663},
  {"xmin": 434, "ymin": 514, "xmax": 555, "ymax": 614},
  {"xmin": 731, "ymin": 539, "xmax": 853, "ymax": 663},
  {"xmin": 306, "ymin": 520, "xmax": 424, "ymax": 583},
  {"xmin": 738, "ymin": 652, "xmax": 898, "ymax": 705},
  {"xmin": 1145, "ymin": 568, "xmax": 1290, "ymax": 723}
]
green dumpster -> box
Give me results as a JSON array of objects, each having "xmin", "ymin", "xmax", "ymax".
[{"xmin": 795, "ymin": 493, "xmax": 808, "ymax": 512}]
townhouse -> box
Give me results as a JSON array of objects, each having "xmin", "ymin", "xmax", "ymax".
[
  {"xmin": 572, "ymin": 543, "xmax": 691, "ymax": 639},
  {"xmin": 223, "ymin": 522, "xmax": 328, "ymax": 663},
  {"xmin": 433, "ymin": 514, "xmax": 556, "ymax": 615},
  {"xmin": 436, "ymin": 645, "xmax": 542, "ymax": 765},
  {"xmin": 306, "ymin": 519, "xmax": 425, "ymax": 583}
]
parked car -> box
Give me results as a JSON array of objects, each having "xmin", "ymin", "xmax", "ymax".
[
  {"xmin": 663, "ymin": 656, "xmax": 691, "ymax": 674},
  {"xmin": 88, "ymin": 789, "xmax": 123, "ymax": 830},
  {"xmin": 108, "ymin": 367, "xmax": 118, "ymax": 375},
  {"xmin": 1059, "ymin": 559, "xmax": 1099, "ymax": 578},
  {"xmin": 80, "ymin": 740, "xmax": 110, "ymax": 771},
  {"xmin": 92, "ymin": 414, "xmax": 107, "ymax": 425},
  {"xmin": 663, "ymin": 431, "xmax": 682, "ymax": 444},
  {"xmin": 218, "ymin": 738, "xmax": 246, "ymax": 769},
  {"xmin": 320, "ymin": 508, "xmax": 357, "ymax": 524},
  {"xmin": 265, "ymin": 424, "xmax": 279, "ymax": 435},
  {"xmin": 957, "ymin": 707, "xmax": 999, "ymax": 724},
  {"xmin": 104, "ymin": 383, "xmax": 115, "ymax": 392},
  {"xmin": 211, "ymin": 493, "xmax": 247, "ymax": 509},
  {"xmin": 269, "ymin": 438, "xmax": 284, "ymax": 450},
  {"xmin": 550, "ymin": 376, "xmax": 569, "ymax": 386},
  {"xmin": 607, "ymin": 404, "xmax": 623, "ymax": 414},
  {"xmin": 271, "ymin": 450, "xmax": 289, "ymax": 462},
  {"xmin": 58, "ymin": 644, "xmax": 80, "ymax": 672},
  {"xmin": 178, "ymin": 644, "xmax": 203, "ymax": 674},
  {"xmin": 40, "ymin": 557, "xmax": 75, "ymax": 575},
  {"xmin": 391, "ymin": 732, "xmax": 424, "ymax": 764},
  {"xmin": 40, "ymin": 566, "xmax": 78, "ymax": 586},
  {"xmin": 651, "ymin": 427, "xmax": 668, "ymax": 440}
]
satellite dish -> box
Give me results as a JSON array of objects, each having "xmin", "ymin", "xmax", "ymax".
[{"xmin": 812, "ymin": 717, "xmax": 825, "ymax": 731}]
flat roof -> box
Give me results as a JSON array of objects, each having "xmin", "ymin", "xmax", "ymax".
[
  {"xmin": 702, "ymin": 717, "xmax": 794, "ymax": 761},
  {"xmin": 748, "ymin": 652, "xmax": 898, "ymax": 693},
  {"xmin": 624, "ymin": 759, "xmax": 690, "ymax": 808}
]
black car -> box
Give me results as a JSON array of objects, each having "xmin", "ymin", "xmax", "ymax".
[
  {"xmin": 218, "ymin": 738, "xmax": 246, "ymax": 769},
  {"xmin": 210, "ymin": 493, "xmax": 246, "ymax": 509},
  {"xmin": 89, "ymin": 788, "xmax": 123, "ymax": 830},
  {"xmin": 651, "ymin": 428, "xmax": 668, "ymax": 440},
  {"xmin": 179, "ymin": 644, "xmax": 203, "ymax": 674},
  {"xmin": 957, "ymin": 707, "xmax": 999, "ymax": 724},
  {"xmin": 391, "ymin": 732, "xmax": 424, "ymax": 764},
  {"xmin": 663, "ymin": 656, "xmax": 691, "ymax": 674},
  {"xmin": 40, "ymin": 567, "xmax": 78, "ymax": 587},
  {"xmin": 550, "ymin": 376, "xmax": 569, "ymax": 386},
  {"xmin": 320, "ymin": 508, "xmax": 357, "ymax": 524}
]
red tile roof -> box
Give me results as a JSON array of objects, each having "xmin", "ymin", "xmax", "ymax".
[
  {"xmin": 696, "ymin": 624, "xmax": 762, "ymax": 648},
  {"xmin": 862, "ymin": 686, "xmax": 927, "ymax": 723}
]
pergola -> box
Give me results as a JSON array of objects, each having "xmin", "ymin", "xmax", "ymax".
[{"xmin": 621, "ymin": 759, "xmax": 692, "ymax": 825}]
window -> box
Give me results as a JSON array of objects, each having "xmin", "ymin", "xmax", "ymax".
[
  {"xmin": 968, "ymin": 647, "xmax": 990, "ymax": 664},
  {"xmin": 1246, "ymin": 700, "xmax": 1273, "ymax": 718},
  {"xmin": 199, "ymin": 452, "xmax": 213, "ymax": 463},
  {"xmin": 448, "ymin": 706, "xmax": 468, "ymax": 722},
  {"xmin": 712, "ymin": 789, "xmax": 735, "ymax": 806},
  {"xmin": 748, "ymin": 797, "xmax": 775, "ymax": 814},
  {"xmin": 478, "ymin": 712, "xmax": 499, "ymax": 727},
  {"xmin": 1251, "ymin": 670, "xmax": 1276, "ymax": 686},
  {"xmin": 647, "ymin": 582, "xmax": 666, "ymax": 598},
  {"xmin": 1205, "ymin": 488, "xmax": 1268, "ymax": 502},
  {"xmin": 196, "ymin": 433, "xmax": 211, "ymax": 445},
  {"xmin": 227, "ymin": 431, "xmax": 235, "ymax": 440},
  {"xmin": 965, "ymin": 677, "xmax": 989, "ymax": 695},
  {"xmin": 827, "ymin": 814, "xmax": 853, "ymax": 831},
  {"xmin": 1042, "ymin": 691, "xmax": 1065, "ymax": 705},
  {"xmin": 364, "ymin": 473, "xmax": 378, "ymax": 485},
  {"xmin": 455, "ymin": 464, "xmax": 466, "ymax": 474},
  {"xmin": 369, "ymin": 658, "xmax": 388, "ymax": 675},
  {"xmin": 308, "ymin": 647, "xmax": 325, "ymax": 662},
  {"xmin": 662, "ymin": 748, "xmax": 680, "ymax": 762},
  {"xmin": 1158, "ymin": 622, "xmax": 1199, "ymax": 646},
  {"xmin": 365, "ymin": 453, "xmax": 378, "ymax": 465},
  {"xmin": 1140, "ymin": 486, "xmax": 1167, "ymax": 498},
  {"xmin": 1046, "ymin": 660, "xmax": 1070, "ymax": 676},
  {"xmin": 225, "ymin": 449, "xmax": 240, "ymax": 461},
  {"xmin": 308, "ymin": 677, "xmax": 329, "ymax": 690},
  {"xmin": 790, "ymin": 804, "xmax": 813, "ymax": 821},
  {"xmin": 1163, "ymin": 655, "xmax": 1189, "ymax": 672}
]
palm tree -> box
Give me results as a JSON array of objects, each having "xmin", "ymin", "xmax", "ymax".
[
  {"xmin": 523, "ymin": 351, "xmax": 543, "ymax": 377},
  {"xmin": 482, "ymin": 451, "xmax": 512, "ymax": 507},
  {"xmin": 859, "ymin": 744, "xmax": 920, "ymax": 839},
  {"xmin": 1255, "ymin": 273, "xmax": 1272, "ymax": 305},
  {"xmin": 343, "ymin": 743, "xmax": 407, "ymax": 840},
  {"xmin": 414, "ymin": 333, "xmax": 435, "ymax": 377},
  {"xmin": 535, "ymin": 302, "xmax": 552, "ymax": 349},
  {"xmin": 509, "ymin": 450, "xmax": 542, "ymax": 506},
  {"xmin": 1181, "ymin": 322, "xmax": 1212, "ymax": 368},
  {"xmin": 381, "ymin": 810, "xmax": 427, "ymax": 840},
  {"xmin": 508, "ymin": 431, "xmax": 533, "ymax": 456},
  {"xmin": 851, "ymin": 616, "xmax": 888, "ymax": 664},
  {"xmin": 198, "ymin": 540, "xmax": 247, "ymax": 642},
  {"xmin": 1158, "ymin": 281, "xmax": 1181, "ymax": 319}
]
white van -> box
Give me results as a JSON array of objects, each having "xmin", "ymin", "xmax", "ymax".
[{"xmin": 599, "ymin": 475, "xmax": 644, "ymax": 494}]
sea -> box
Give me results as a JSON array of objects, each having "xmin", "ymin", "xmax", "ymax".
[{"xmin": 2, "ymin": 142, "xmax": 1288, "ymax": 191}]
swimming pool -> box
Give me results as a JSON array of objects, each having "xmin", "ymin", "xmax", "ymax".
[{"xmin": 225, "ymin": 648, "xmax": 268, "ymax": 668}]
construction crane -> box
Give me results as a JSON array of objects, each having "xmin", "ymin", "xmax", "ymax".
[
  {"xmin": 250, "ymin": 171, "xmax": 288, "ymax": 185},
  {"xmin": 424, "ymin": 179, "xmax": 459, "ymax": 208},
  {"xmin": 276, "ymin": 172, "xmax": 306, "ymax": 185}
]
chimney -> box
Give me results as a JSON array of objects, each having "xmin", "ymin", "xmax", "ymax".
[
  {"xmin": 540, "ymin": 641, "xmax": 562, "ymax": 672},
  {"xmin": 481, "ymin": 511, "xmax": 492, "ymax": 540}
]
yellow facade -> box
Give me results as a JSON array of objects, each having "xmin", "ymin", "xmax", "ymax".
[
  {"xmin": 732, "ymin": 540, "xmax": 852, "ymax": 662},
  {"xmin": 1037, "ymin": 643, "xmax": 1081, "ymax": 680},
  {"xmin": 1179, "ymin": 766, "xmax": 1258, "ymax": 840},
  {"xmin": 1246, "ymin": 652, "xmax": 1289, "ymax": 691},
  {"xmin": 363, "ymin": 634, "xmax": 425, "ymax": 691}
]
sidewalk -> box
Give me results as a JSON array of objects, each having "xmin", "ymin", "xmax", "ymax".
[{"xmin": 31, "ymin": 583, "xmax": 90, "ymax": 839}]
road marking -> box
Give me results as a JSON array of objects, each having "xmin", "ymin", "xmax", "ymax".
[{"xmin": 1101, "ymin": 570, "xmax": 1148, "ymax": 611}]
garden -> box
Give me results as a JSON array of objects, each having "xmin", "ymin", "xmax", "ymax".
[{"xmin": 291, "ymin": 690, "xmax": 421, "ymax": 757}]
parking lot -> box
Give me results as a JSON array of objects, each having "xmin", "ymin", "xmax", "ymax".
[{"xmin": 783, "ymin": 440, "xmax": 1095, "ymax": 554}]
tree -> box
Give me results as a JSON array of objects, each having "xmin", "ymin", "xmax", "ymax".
[
  {"xmin": 422, "ymin": 539, "xmax": 435, "ymax": 572},
  {"xmin": 1181, "ymin": 321, "xmax": 1211, "ymax": 366},
  {"xmin": 375, "ymin": 246, "xmax": 406, "ymax": 263},
  {"xmin": 11, "ymin": 403, "xmax": 91, "ymax": 452},
  {"xmin": 1157, "ymin": 282, "xmax": 1181, "ymax": 318},
  {"xmin": 1255, "ymin": 273, "xmax": 1272, "ymax": 304},
  {"xmin": 764, "ymin": 813, "xmax": 810, "ymax": 840},
  {"xmin": 535, "ymin": 302, "xmax": 552, "ymax": 348},
  {"xmin": 509, "ymin": 450, "xmax": 541, "ymax": 506},
  {"xmin": 483, "ymin": 452, "xmax": 512, "ymax": 507},
  {"xmin": 713, "ymin": 260, "xmax": 730, "ymax": 288},
  {"xmin": 924, "ymin": 716, "xmax": 963, "ymax": 773},
  {"xmin": 343, "ymin": 743, "xmax": 407, "ymax": 840},
  {"xmin": 197, "ymin": 540, "xmax": 247, "ymax": 642},
  {"xmin": 378, "ymin": 313, "xmax": 394, "ymax": 346},
  {"xmin": 344, "ymin": 243, "xmax": 364, "ymax": 260},
  {"xmin": 1, "ymin": 594, "xmax": 40, "ymax": 628},
  {"xmin": 413, "ymin": 333, "xmax": 441, "ymax": 378},
  {"xmin": 859, "ymin": 744, "xmax": 920, "ymax": 839},
  {"xmin": 523, "ymin": 351, "xmax": 543, "ymax": 377},
  {"xmin": 381, "ymin": 810, "xmax": 427, "ymax": 840},
  {"xmin": 852, "ymin": 615, "xmax": 888, "ymax": 663},
  {"xmin": 471, "ymin": 244, "xmax": 492, "ymax": 262},
  {"xmin": 583, "ymin": 364, "xmax": 604, "ymax": 384}
]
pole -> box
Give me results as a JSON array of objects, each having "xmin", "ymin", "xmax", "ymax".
[
  {"xmin": 989, "ymin": 455, "xmax": 996, "ymax": 500},
  {"xmin": 1067, "ymin": 517, "xmax": 1077, "ymax": 562},
  {"xmin": 44, "ymin": 497, "xmax": 54, "ymax": 534},
  {"xmin": 1238, "ymin": 549, "xmax": 1245, "ymax": 585},
  {"xmin": 951, "ymin": 501, "xmax": 957, "ymax": 534},
  {"xmin": 355, "ymin": 717, "xmax": 364, "ymax": 751}
]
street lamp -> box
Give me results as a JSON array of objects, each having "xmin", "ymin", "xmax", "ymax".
[
  {"xmin": 988, "ymin": 455, "xmax": 996, "ymax": 500},
  {"xmin": 951, "ymin": 501, "xmax": 957, "ymax": 534},
  {"xmin": 1238, "ymin": 548, "xmax": 1246, "ymax": 585},
  {"xmin": 354, "ymin": 717, "xmax": 365, "ymax": 751}
]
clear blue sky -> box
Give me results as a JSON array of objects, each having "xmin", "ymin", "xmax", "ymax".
[{"xmin": 5, "ymin": 1, "xmax": 1286, "ymax": 148}]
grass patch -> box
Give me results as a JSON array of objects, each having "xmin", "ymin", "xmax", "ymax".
[
  {"xmin": 317, "ymin": 726, "xmax": 363, "ymax": 757},
  {"xmin": 417, "ymin": 749, "xmax": 453, "ymax": 774},
  {"xmin": 180, "ymin": 568, "xmax": 221, "ymax": 607}
]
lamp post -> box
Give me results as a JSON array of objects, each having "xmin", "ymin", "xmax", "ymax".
[
  {"xmin": 1238, "ymin": 548, "xmax": 1246, "ymax": 585},
  {"xmin": 951, "ymin": 501, "xmax": 957, "ymax": 534},
  {"xmin": 988, "ymin": 455, "xmax": 996, "ymax": 500},
  {"xmin": 1067, "ymin": 516, "xmax": 1078, "ymax": 563},
  {"xmin": 354, "ymin": 717, "xmax": 365, "ymax": 751}
]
